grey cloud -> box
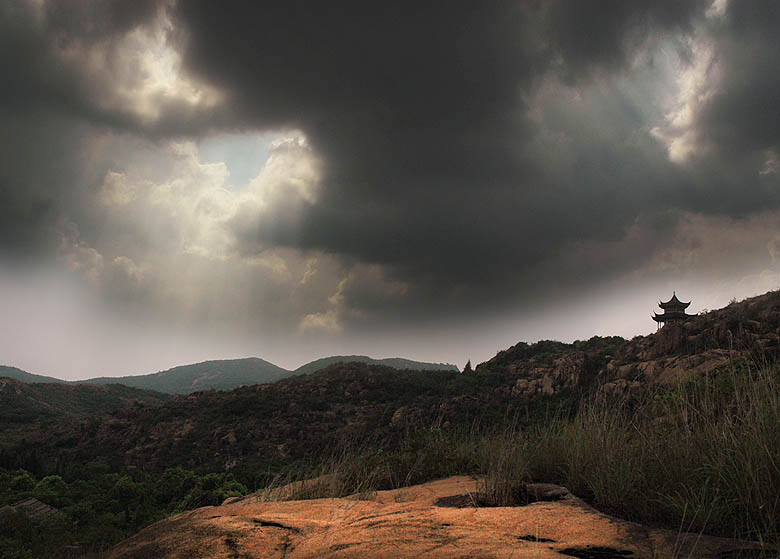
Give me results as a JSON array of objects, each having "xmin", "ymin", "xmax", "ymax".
[
  {"xmin": 699, "ymin": 0, "xmax": 780, "ymax": 154},
  {"xmin": 1, "ymin": 1, "xmax": 156, "ymax": 120},
  {"xmin": 170, "ymin": 2, "xmax": 708, "ymax": 285},
  {"xmin": 0, "ymin": 111, "xmax": 86, "ymax": 259}
]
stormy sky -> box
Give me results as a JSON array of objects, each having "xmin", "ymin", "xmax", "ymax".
[{"xmin": 2, "ymin": 0, "xmax": 779, "ymax": 379}]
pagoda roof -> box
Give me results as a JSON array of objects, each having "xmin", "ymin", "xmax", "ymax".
[
  {"xmin": 658, "ymin": 292, "xmax": 690, "ymax": 310},
  {"xmin": 652, "ymin": 311, "xmax": 692, "ymax": 322}
]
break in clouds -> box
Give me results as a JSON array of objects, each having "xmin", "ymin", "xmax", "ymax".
[{"xmin": 1, "ymin": 0, "xmax": 779, "ymax": 377}]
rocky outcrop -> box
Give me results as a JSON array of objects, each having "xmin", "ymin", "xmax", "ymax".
[
  {"xmin": 475, "ymin": 339, "xmax": 614, "ymax": 401},
  {"xmin": 603, "ymin": 349, "xmax": 739, "ymax": 387},
  {"xmin": 107, "ymin": 476, "xmax": 768, "ymax": 559},
  {"xmin": 509, "ymin": 352, "xmax": 593, "ymax": 397}
]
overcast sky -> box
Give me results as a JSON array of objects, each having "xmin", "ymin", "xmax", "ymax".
[{"xmin": 1, "ymin": 0, "xmax": 779, "ymax": 380}]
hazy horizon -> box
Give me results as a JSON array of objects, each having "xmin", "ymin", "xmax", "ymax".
[
  {"xmin": 1, "ymin": 281, "xmax": 765, "ymax": 382},
  {"xmin": 2, "ymin": 1, "xmax": 779, "ymax": 380}
]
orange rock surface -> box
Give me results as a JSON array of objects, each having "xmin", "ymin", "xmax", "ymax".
[{"xmin": 107, "ymin": 476, "xmax": 761, "ymax": 559}]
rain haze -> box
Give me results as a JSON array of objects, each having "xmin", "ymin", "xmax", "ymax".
[{"xmin": 1, "ymin": 0, "xmax": 779, "ymax": 379}]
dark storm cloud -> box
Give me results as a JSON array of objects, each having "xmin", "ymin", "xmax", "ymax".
[
  {"xmin": 173, "ymin": 0, "xmax": 724, "ymax": 310},
  {"xmin": 542, "ymin": 0, "xmax": 707, "ymax": 82},
  {"xmin": 698, "ymin": 0, "xmax": 780, "ymax": 154},
  {"xmin": 174, "ymin": 0, "xmax": 707, "ymax": 190},
  {"xmin": 0, "ymin": 111, "xmax": 86, "ymax": 258},
  {"xmin": 0, "ymin": 0, "xmax": 229, "ymax": 147}
]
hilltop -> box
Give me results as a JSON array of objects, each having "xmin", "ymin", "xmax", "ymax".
[{"xmin": 292, "ymin": 355, "xmax": 458, "ymax": 375}]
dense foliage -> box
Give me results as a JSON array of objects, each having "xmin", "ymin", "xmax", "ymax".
[{"xmin": 0, "ymin": 466, "xmax": 248, "ymax": 558}]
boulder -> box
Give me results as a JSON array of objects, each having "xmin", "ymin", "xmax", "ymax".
[{"xmin": 107, "ymin": 476, "xmax": 769, "ymax": 559}]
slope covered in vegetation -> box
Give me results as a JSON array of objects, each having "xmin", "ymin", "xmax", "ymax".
[{"xmin": 0, "ymin": 378, "xmax": 170, "ymax": 424}]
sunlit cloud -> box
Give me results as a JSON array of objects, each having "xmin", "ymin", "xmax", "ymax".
[
  {"xmin": 54, "ymin": 1, "xmax": 223, "ymax": 124},
  {"xmin": 97, "ymin": 131, "xmax": 319, "ymax": 262},
  {"xmin": 651, "ymin": 37, "xmax": 722, "ymax": 164},
  {"xmin": 299, "ymin": 309, "xmax": 343, "ymax": 334}
]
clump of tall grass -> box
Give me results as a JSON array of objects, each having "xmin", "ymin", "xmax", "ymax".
[
  {"xmin": 259, "ymin": 425, "xmax": 485, "ymax": 502},
  {"xmin": 257, "ymin": 449, "xmax": 384, "ymax": 502},
  {"xmin": 476, "ymin": 427, "xmax": 530, "ymax": 506},
  {"xmin": 482, "ymin": 360, "xmax": 780, "ymax": 544}
]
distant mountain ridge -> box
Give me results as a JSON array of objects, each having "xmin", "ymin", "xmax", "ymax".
[{"xmin": 1, "ymin": 355, "xmax": 459, "ymax": 395}]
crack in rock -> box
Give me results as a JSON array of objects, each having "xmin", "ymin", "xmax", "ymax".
[{"xmin": 558, "ymin": 546, "xmax": 634, "ymax": 558}]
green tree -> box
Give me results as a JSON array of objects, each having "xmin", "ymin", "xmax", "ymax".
[{"xmin": 33, "ymin": 475, "xmax": 68, "ymax": 507}]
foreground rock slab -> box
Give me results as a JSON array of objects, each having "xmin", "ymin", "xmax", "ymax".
[{"xmin": 108, "ymin": 476, "xmax": 766, "ymax": 559}]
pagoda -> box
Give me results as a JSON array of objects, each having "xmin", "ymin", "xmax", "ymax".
[{"xmin": 652, "ymin": 292, "xmax": 694, "ymax": 328}]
